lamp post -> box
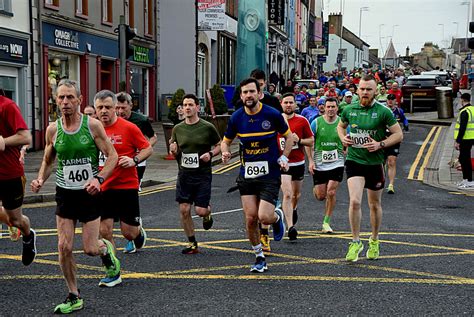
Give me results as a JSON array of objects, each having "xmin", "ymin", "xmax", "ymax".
[
  {"xmin": 356, "ymin": 6, "xmax": 369, "ymax": 68},
  {"xmin": 379, "ymin": 24, "xmax": 385, "ymax": 68},
  {"xmin": 461, "ymin": 1, "xmax": 470, "ymax": 50},
  {"xmin": 438, "ymin": 23, "xmax": 445, "ymax": 48}
]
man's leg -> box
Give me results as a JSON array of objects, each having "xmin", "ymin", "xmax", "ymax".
[
  {"xmin": 387, "ymin": 156, "xmax": 397, "ymax": 186},
  {"xmin": 242, "ymin": 195, "xmax": 268, "ymax": 273},
  {"xmin": 291, "ymin": 180, "xmax": 303, "ymax": 212},
  {"xmin": 366, "ymin": 189, "xmax": 383, "ymax": 260},
  {"xmin": 56, "ymin": 216, "xmax": 78, "ymax": 294},
  {"xmin": 180, "ymin": 202, "xmax": 199, "ymax": 254},
  {"xmin": 345, "ymin": 176, "xmax": 365, "ymax": 262},
  {"xmin": 99, "ymin": 218, "xmax": 115, "ymax": 248},
  {"xmin": 459, "ymin": 141, "xmax": 473, "ymax": 182},
  {"xmin": 4, "ymin": 206, "xmax": 31, "ymax": 237},
  {"xmin": 280, "ymin": 174, "xmax": 294, "ymax": 228}
]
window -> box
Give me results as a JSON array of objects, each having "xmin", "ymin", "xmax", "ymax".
[
  {"xmin": 219, "ymin": 34, "xmax": 236, "ymax": 85},
  {"xmin": 44, "ymin": 0, "xmax": 59, "ymax": 9},
  {"xmin": 127, "ymin": 0, "xmax": 135, "ymax": 28},
  {"xmin": 75, "ymin": 0, "xmax": 88, "ymax": 18},
  {"xmin": 338, "ymin": 48, "xmax": 347, "ymax": 62},
  {"xmin": 225, "ymin": 0, "xmax": 238, "ymax": 18},
  {"xmin": 144, "ymin": 0, "xmax": 153, "ymax": 36},
  {"xmin": 102, "ymin": 0, "xmax": 112, "ymax": 25},
  {"xmin": 0, "ymin": 0, "xmax": 13, "ymax": 16}
]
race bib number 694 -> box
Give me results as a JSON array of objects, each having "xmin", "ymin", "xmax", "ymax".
[{"xmin": 244, "ymin": 161, "xmax": 269, "ymax": 179}]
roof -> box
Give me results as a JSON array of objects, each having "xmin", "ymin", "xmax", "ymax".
[
  {"xmin": 407, "ymin": 74, "xmax": 438, "ymax": 80},
  {"xmin": 383, "ymin": 38, "xmax": 398, "ymax": 59}
]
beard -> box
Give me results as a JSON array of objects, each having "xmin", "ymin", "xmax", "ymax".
[
  {"xmin": 360, "ymin": 95, "xmax": 374, "ymax": 106},
  {"xmin": 243, "ymin": 99, "xmax": 258, "ymax": 108}
]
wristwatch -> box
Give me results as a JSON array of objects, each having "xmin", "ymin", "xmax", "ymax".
[
  {"xmin": 94, "ymin": 175, "xmax": 105, "ymax": 184},
  {"xmin": 380, "ymin": 141, "xmax": 386, "ymax": 148},
  {"xmin": 133, "ymin": 156, "xmax": 140, "ymax": 165}
]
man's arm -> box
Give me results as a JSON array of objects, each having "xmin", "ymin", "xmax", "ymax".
[
  {"xmin": 221, "ymin": 138, "xmax": 233, "ymax": 164},
  {"xmin": 337, "ymin": 121, "xmax": 352, "ymax": 147},
  {"xmin": 31, "ymin": 124, "xmax": 57, "ymax": 193},
  {"xmin": 364, "ymin": 123, "xmax": 403, "ymax": 153},
  {"xmin": 90, "ymin": 119, "xmax": 118, "ymax": 180},
  {"xmin": 0, "ymin": 129, "xmax": 31, "ymax": 150}
]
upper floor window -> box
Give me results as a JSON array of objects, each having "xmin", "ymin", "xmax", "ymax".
[
  {"xmin": 102, "ymin": 0, "xmax": 112, "ymax": 25},
  {"xmin": 0, "ymin": 0, "xmax": 13, "ymax": 16},
  {"xmin": 75, "ymin": 0, "xmax": 88, "ymax": 18},
  {"xmin": 144, "ymin": 0, "xmax": 153, "ymax": 36},
  {"xmin": 126, "ymin": 0, "xmax": 135, "ymax": 28},
  {"xmin": 225, "ymin": 0, "xmax": 238, "ymax": 18},
  {"xmin": 45, "ymin": 0, "xmax": 59, "ymax": 10}
]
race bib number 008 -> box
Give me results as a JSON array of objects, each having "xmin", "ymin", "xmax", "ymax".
[
  {"xmin": 350, "ymin": 132, "xmax": 370, "ymax": 149},
  {"xmin": 244, "ymin": 161, "xmax": 269, "ymax": 179},
  {"xmin": 63, "ymin": 164, "xmax": 93, "ymax": 187},
  {"xmin": 322, "ymin": 150, "xmax": 338, "ymax": 163},
  {"xmin": 181, "ymin": 153, "xmax": 199, "ymax": 168}
]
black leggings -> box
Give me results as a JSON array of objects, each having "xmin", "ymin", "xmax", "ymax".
[{"xmin": 459, "ymin": 140, "xmax": 473, "ymax": 181}]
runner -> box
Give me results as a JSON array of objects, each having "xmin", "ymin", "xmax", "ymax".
[
  {"xmin": 384, "ymin": 94, "xmax": 409, "ymax": 194},
  {"xmin": 94, "ymin": 90, "xmax": 152, "ymax": 287},
  {"xmin": 0, "ymin": 95, "xmax": 36, "ymax": 265},
  {"xmin": 279, "ymin": 93, "xmax": 314, "ymax": 240},
  {"xmin": 300, "ymin": 95, "xmax": 320, "ymax": 123},
  {"xmin": 337, "ymin": 74, "xmax": 403, "ymax": 262},
  {"xmin": 116, "ymin": 92, "xmax": 157, "ymax": 253},
  {"xmin": 221, "ymin": 78, "xmax": 292, "ymax": 272},
  {"xmin": 169, "ymin": 94, "xmax": 221, "ymax": 254},
  {"xmin": 31, "ymin": 79, "xmax": 120, "ymax": 314},
  {"xmin": 308, "ymin": 97, "xmax": 345, "ymax": 233}
]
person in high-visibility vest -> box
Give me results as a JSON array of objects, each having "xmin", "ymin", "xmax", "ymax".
[{"xmin": 454, "ymin": 93, "xmax": 474, "ymax": 189}]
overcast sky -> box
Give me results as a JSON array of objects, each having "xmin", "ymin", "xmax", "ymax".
[{"xmin": 323, "ymin": 0, "xmax": 473, "ymax": 56}]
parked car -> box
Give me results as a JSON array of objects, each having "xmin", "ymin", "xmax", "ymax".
[
  {"xmin": 401, "ymin": 74, "xmax": 442, "ymax": 111},
  {"xmin": 295, "ymin": 79, "xmax": 320, "ymax": 90},
  {"xmin": 421, "ymin": 70, "xmax": 451, "ymax": 86}
]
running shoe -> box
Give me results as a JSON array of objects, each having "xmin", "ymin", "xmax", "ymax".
[
  {"xmin": 260, "ymin": 234, "xmax": 271, "ymax": 252},
  {"xmin": 203, "ymin": 213, "xmax": 213, "ymax": 230},
  {"xmin": 293, "ymin": 208, "xmax": 298, "ymax": 225},
  {"xmin": 182, "ymin": 241, "xmax": 198, "ymax": 254},
  {"xmin": 387, "ymin": 184, "xmax": 395, "ymax": 194},
  {"xmin": 456, "ymin": 179, "xmax": 468, "ymax": 187},
  {"xmin": 123, "ymin": 240, "xmax": 136, "ymax": 254},
  {"xmin": 366, "ymin": 237, "xmax": 380, "ymax": 260},
  {"xmin": 134, "ymin": 226, "xmax": 147, "ymax": 249},
  {"xmin": 288, "ymin": 226, "xmax": 298, "ymax": 241},
  {"xmin": 22, "ymin": 229, "xmax": 36, "ymax": 266},
  {"xmin": 272, "ymin": 207, "xmax": 285, "ymax": 242},
  {"xmin": 345, "ymin": 241, "xmax": 364, "ymax": 262},
  {"xmin": 458, "ymin": 181, "xmax": 474, "ymax": 190},
  {"xmin": 54, "ymin": 292, "xmax": 84, "ymax": 314},
  {"xmin": 99, "ymin": 273, "xmax": 122, "ymax": 288},
  {"xmin": 322, "ymin": 222, "xmax": 333, "ymax": 234},
  {"xmin": 101, "ymin": 239, "xmax": 121, "ymax": 277},
  {"xmin": 8, "ymin": 226, "xmax": 21, "ymax": 242},
  {"xmin": 250, "ymin": 256, "xmax": 268, "ymax": 273}
]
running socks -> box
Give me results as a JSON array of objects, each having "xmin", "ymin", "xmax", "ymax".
[
  {"xmin": 323, "ymin": 215, "xmax": 331, "ymax": 224},
  {"xmin": 252, "ymin": 244, "xmax": 264, "ymax": 258}
]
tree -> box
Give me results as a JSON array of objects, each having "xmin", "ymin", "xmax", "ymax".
[
  {"xmin": 167, "ymin": 88, "xmax": 186, "ymax": 124},
  {"xmin": 205, "ymin": 84, "xmax": 228, "ymax": 115}
]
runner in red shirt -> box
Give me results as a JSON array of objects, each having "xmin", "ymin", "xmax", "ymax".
[
  {"xmin": 94, "ymin": 90, "xmax": 152, "ymax": 287},
  {"xmin": 0, "ymin": 95, "xmax": 37, "ymax": 266},
  {"xmin": 279, "ymin": 93, "xmax": 314, "ymax": 240},
  {"xmin": 388, "ymin": 82, "xmax": 403, "ymax": 105}
]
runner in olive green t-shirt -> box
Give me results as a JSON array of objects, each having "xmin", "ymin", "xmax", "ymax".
[
  {"xmin": 169, "ymin": 94, "xmax": 221, "ymax": 255},
  {"xmin": 337, "ymin": 75, "xmax": 403, "ymax": 263}
]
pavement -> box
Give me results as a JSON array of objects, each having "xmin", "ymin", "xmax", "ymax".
[{"xmin": 20, "ymin": 94, "xmax": 472, "ymax": 203}]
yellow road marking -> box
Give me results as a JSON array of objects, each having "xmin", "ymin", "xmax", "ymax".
[
  {"xmin": 417, "ymin": 126, "xmax": 443, "ymax": 181},
  {"xmin": 408, "ymin": 126, "xmax": 438, "ymax": 180},
  {"xmin": 213, "ymin": 160, "xmax": 241, "ymax": 174}
]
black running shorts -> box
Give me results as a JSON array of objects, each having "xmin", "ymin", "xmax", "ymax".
[
  {"xmin": 99, "ymin": 189, "xmax": 141, "ymax": 226},
  {"xmin": 281, "ymin": 164, "xmax": 305, "ymax": 181},
  {"xmin": 384, "ymin": 143, "xmax": 400, "ymax": 158},
  {"xmin": 55, "ymin": 186, "xmax": 101, "ymax": 223},
  {"xmin": 176, "ymin": 170, "xmax": 212, "ymax": 208},
  {"xmin": 312, "ymin": 167, "xmax": 345, "ymax": 185},
  {"xmin": 345, "ymin": 160, "xmax": 385, "ymax": 191},
  {"xmin": 236, "ymin": 175, "xmax": 281, "ymax": 205},
  {"xmin": 0, "ymin": 176, "xmax": 25, "ymax": 210}
]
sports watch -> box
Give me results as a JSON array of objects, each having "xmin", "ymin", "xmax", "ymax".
[{"xmin": 94, "ymin": 175, "xmax": 105, "ymax": 184}]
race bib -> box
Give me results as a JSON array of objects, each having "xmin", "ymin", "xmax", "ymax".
[
  {"xmin": 244, "ymin": 161, "xmax": 269, "ymax": 179},
  {"xmin": 63, "ymin": 164, "xmax": 93, "ymax": 187},
  {"xmin": 350, "ymin": 132, "xmax": 371, "ymax": 149},
  {"xmin": 98, "ymin": 152, "xmax": 107, "ymax": 167},
  {"xmin": 322, "ymin": 150, "xmax": 338, "ymax": 163},
  {"xmin": 279, "ymin": 137, "xmax": 298, "ymax": 151},
  {"xmin": 181, "ymin": 153, "xmax": 199, "ymax": 168}
]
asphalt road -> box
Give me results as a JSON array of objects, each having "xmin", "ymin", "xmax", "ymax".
[{"xmin": 1, "ymin": 123, "xmax": 473, "ymax": 315}]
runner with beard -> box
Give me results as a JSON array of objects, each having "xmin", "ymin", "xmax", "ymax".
[{"xmin": 337, "ymin": 74, "xmax": 403, "ymax": 262}]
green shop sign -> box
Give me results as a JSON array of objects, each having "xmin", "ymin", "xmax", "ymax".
[{"xmin": 133, "ymin": 45, "xmax": 150, "ymax": 63}]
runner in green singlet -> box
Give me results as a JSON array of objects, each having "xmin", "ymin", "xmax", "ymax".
[{"xmin": 337, "ymin": 74, "xmax": 403, "ymax": 262}]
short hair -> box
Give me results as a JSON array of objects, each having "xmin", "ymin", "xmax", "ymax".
[
  {"xmin": 94, "ymin": 90, "xmax": 117, "ymax": 105},
  {"xmin": 116, "ymin": 91, "xmax": 133, "ymax": 105},
  {"xmin": 250, "ymin": 69, "xmax": 266, "ymax": 81},
  {"xmin": 461, "ymin": 93, "xmax": 471, "ymax": 102},
  {"xmin": 387, "ymin": 94, "xmax": 396, "ymax": 100},
  {"xmin": 57, "ymin": 79, "xmax": 81, "ymax": 97},
  {"xmin": 361, "ymin": 74, "xmax": 376, "ymax": 83},
  {"xmin": 281, "ymin": 93, "xmax": 295, "ymax": 100},
  {"xmin": 325, "ymin": 97, "xmax": 338, "ymax": 106},
  {"xmin": 301, "ymin": 84, "xmax": 308, "ymax": 89},
  {"xmin": 240, "ymin": 78, "xmax": 261, "ymax": 92},
  {"xmin": 183, "ymin": 93, "xmax": 199, "ymax": 105},
  {"xmin": 84, "ymin": 105, "xmax": 95, "ymax": 110}
]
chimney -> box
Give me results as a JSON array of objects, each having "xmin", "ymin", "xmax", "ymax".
[{"xmin": 406, "ymin": 46, "xmax": 410, "ymax": 56}]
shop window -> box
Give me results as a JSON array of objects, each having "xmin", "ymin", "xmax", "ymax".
[
  {"xmin": 130, "ymin": 66, "xmax": 148, "ymax": 115},
  {"xmin": 101, "ymin": 0, "xmax": 112, "ymax": 25},
  {"xmin": 219, "ymin": 34, "xmax": 236, "ymax": 85},
  {"xmin": 144, "ymin": 0, "xmax": 153, "ymax": 37},
  {"xmin": 44, "ymin": 0, "xmax": 59, "ymax": 10},
  {"xmin": 100, "ymin": 60, "xmax": 114, "ymax": 91},
  {"xmin": 47, "ymin": 53, "xmax": 79, "ymax": 122},
  {"xmin": 75, "ymin": 0, "xmax": 88, "ymax": 19},
  {"xmin": 0, "ymin": 0, "xmax": 13, "ymax": 16}
]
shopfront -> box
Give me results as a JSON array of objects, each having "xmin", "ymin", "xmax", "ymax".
[{"xmin": 128, "ymin": 44, "xmax": 155, "ymax": 118}]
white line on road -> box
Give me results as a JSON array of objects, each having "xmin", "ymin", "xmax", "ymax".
[{"xmin": 191, "ymin": 208, "xmax": 243, "ymax": 218}]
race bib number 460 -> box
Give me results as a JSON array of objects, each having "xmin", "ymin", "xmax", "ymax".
[
  {"xmin": 181, "ymin": 153, "xmax": 199, "ymax": 168},
  {"xmin": 63, "ymin": 164, "xmax": 93, "ymax": 187},
  {"xmin": 350, "ymin": 132, "xmax": 370, "ymax": 149},
  {"xmin": 244, "ymin": 161, "xmax": 269, "ymax": 179}
]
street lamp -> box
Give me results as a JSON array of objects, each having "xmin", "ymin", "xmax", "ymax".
[
  {"xmin": 358, "ymin": 6, "xmax": 369, "ymax": 38},
  {"xmin": 453, "ymin": 21, "xmax": 459, "ymax": 38},
  {"xmin": 379, "ymin": 24, "xmax": 385, "ymax": 68},
  {"xmin": 392, "ymin": 24, "xmax": 399, "ymax": 40},
  {"xmin": 461, "ymin": 1, "xmax": 470, "ymax": 50},
  {"xmin": 438, "ymin": 23, "xmax": 445, "ymax": 48}
]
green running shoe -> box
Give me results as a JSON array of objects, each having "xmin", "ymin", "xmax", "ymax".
[
  {"xmin": 345, "ymin": 241, "xmax": 364, "ymax": 262},
  {"xmin": 101, "ymin": 239, "xmax": 121, "ymax": 277},
  {"xmin": 366, "ymin": 237, "xmax": 380, "ymax": 260},
  {"xmin": 322, "ymin": 222, "xmax": 333, "ymax": 234},
  {"xmin": 54, "ymin": 292, "xmax": 83, "ymax": 314}
]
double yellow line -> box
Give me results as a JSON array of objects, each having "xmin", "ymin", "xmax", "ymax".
[
  {"xmin": 408, "ymin": 126, "xmax": 444, "ymax": 181},
  {"xmin": 212, "ymin": 160, "xmax": 241, "ymax": 174}
]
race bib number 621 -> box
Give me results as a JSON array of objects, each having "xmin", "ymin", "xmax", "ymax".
[{"xmin": 244, "ymin": 161, "xmax": 269, "ymax": 179}]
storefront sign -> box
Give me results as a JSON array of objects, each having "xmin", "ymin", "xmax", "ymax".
[
  {"xmin": 198, "ymin": 0, "xmax": 226, "ymax": 31},
  {"xmin": 0, "ymin": 35, "xmax": 28, "ymax": 65},
  {"xmin": 53, "ymin": 29, "xmax": 80, "ymax": 50},
  {"xmin": 268, "ymin": 0, "xmax": 284, "ymax": 25},
  {"xmin": 133, "ymin": 46, "xmax": 150, "ymax": 64}
]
